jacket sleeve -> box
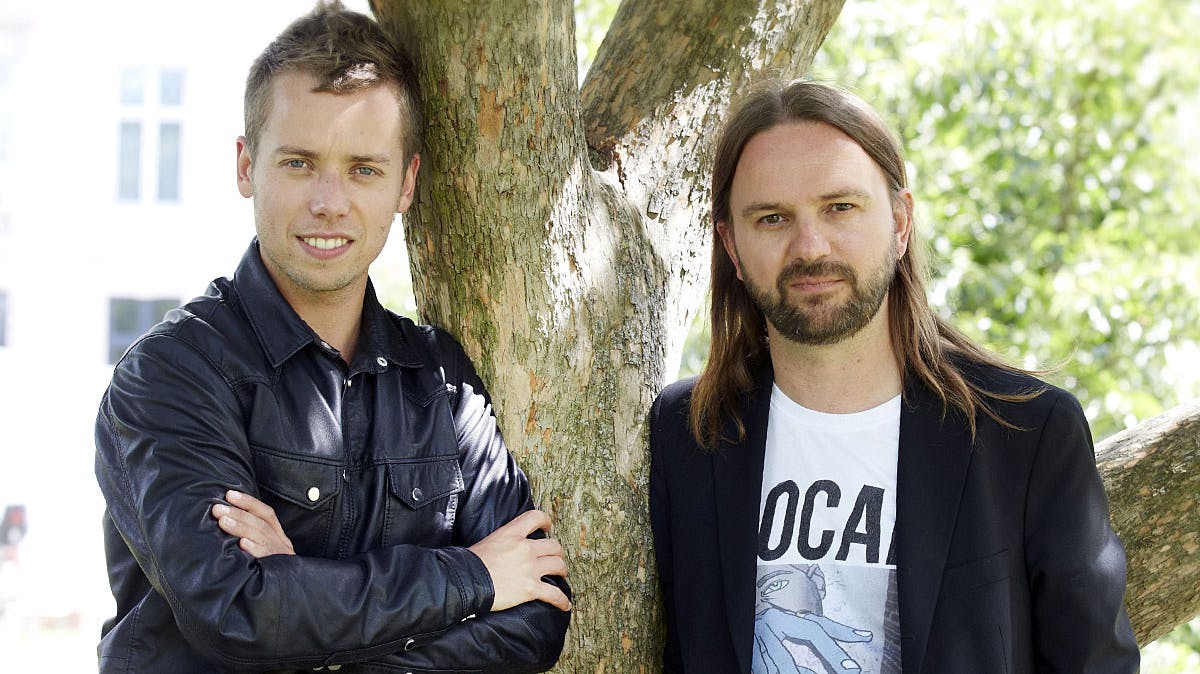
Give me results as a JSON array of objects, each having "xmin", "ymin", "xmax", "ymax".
[
  {"xmin": 362, "ymin": 327, "xmax": 570, "ymax": 673},
  {"xmin": 1023, "ymin": 390, "xmax": 1140, "ymax": 673},
  {"xmin": 648, "ymin": 391, "xmax": 685, "ymax": 673}
]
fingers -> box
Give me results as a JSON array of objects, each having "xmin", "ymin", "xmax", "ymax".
[
  {"xmin": 225, "ymin": 490, "xmax": 270, "ymax": 517},
  {"xmin": 237, "ymin": 535, "xmax": 270, "ymax": 557},
  {"xmin": 212, "ymin": 503, "xmax": 268, "ymax": 558},
  {"xmin": 529, "ymin": 536, "xmax": 565, "ymax": 562},
  {"xmin": 227, "ymin": 490, "xmax": 287, "ymax": 537},
  {"xmin": 534, "ymin": 550, "xmax": 569, "ymax": 580},
  {"xmin": 470, "ymin": 509, "xmax": 572, "ymax": 613},
  {"xmin": 503, "ymin": 554, "xmax": 572, "ymax": 611},
  {"xmin": 210, "ymin": 493, "xmax": 295, "ymax": 558},
  {"xmin": 503, "ymin": 509, "xmax": 552, "ymax": 537},
  {"xmin": 535, "ymin": 581, "xmax": 572, "ymax": 612},
  {"xmin": 212, "ymin": 503, "xmax": 267, "ymax": 539}
]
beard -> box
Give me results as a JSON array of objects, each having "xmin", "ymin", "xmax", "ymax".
[{"xmin": 742, "ymin": 244, "xmax": 897, "ymax": 346}]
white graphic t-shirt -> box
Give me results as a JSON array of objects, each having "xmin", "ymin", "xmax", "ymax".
[{"xmin": 753, "ymin": 385, "xmax": 902, "ymax": 674}]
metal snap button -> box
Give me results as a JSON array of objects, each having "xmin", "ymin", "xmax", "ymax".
[
  {"xmin": 307, "ymin": 486, "xmax": 320, "ymax": 502},
  {"xmin": 376, "ymin": 356, "xmax": 387, "ymax": 367},
  {"xmin": 403, "ymin": 637, "xmax": 416, "ymax": 651},
  {"xmin": 411, "ymin": 487, "xmax": 423, "ymax": 502}
]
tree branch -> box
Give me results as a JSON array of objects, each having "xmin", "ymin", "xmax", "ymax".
[{"xmin": 1097, "ymin": 399, "xmax": 1200, "ymax": 644}]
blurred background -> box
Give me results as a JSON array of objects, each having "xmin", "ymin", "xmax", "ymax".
[{"xmin": 0, "ymin": 0, "xmax": 1195, "ymax": 669}]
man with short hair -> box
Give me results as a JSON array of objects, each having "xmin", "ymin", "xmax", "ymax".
[
  {"xmin": 649, "ymin": 80, "xmax": 1138, "ymax": 673},
  {"xmin": 95, "ymin": 4, "xmax": 569, "ymax": 672}
]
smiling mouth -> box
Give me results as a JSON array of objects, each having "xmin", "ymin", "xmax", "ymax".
[{"xmin": 301, "ymin": 236, "xmax": 349, "ymax": 250}]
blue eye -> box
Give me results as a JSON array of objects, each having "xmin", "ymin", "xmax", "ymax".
[
  {"xmin": 830, "ymin": 203, "xmax": 854, "ymax": 212},
  {"xmin": 285, "ymin": 159, "xmax": 307, "ymax": 169},
  {"xmin": 353, "ymin": 166, "xmax": 377, "ymax": 176}
]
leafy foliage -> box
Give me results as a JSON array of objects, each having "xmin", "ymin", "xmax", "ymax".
[{"xmin": 574, "ymin": 0, "xmax": 621, "ymax": 78}]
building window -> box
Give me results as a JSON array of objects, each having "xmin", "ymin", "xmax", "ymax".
[
  {"xmin": 108, "ymin": 297, "xmax": 178, "ymax": 364},
  {"xmin": 120, "ymin": 67, "xmax": 144, "ymax": 105},
  {"xmin": 118, "ymin": 121, "xmax": 142, "ymax": 201},
  {"xmin": 160, "ymin": 69, "xmax": 184, "ymax": 106},
  {"xmin": 117, "ymin": 67, "xmax": 185, "ymax": 203},
  {"xmin": 157, "ymin": 122, "xmax": 181, "ymax": 201},
  {"xmin": 0, "ymin": 290, "xmax": 8, "ymax": 347}
]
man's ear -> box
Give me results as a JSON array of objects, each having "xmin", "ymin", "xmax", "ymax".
[
  {"xmin": 395, "ymin": 154, "xmax": 420, "ymax": 214},
  {"xmin": 716, "ymin": 221, "xmax": 744, "ymax": 280},
  {"xmin": 892, "ymin": 188, "xmax": 914, "ymax": 259},
  {"xmin": 236, "ymin": 136, "xmax": 254, "ymax": 199}
]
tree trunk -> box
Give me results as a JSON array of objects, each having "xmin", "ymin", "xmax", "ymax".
[
  {"xmin": 371, "ymin": 1, "xmax": 843, "ymax": 669},
  {"xmin": 1096, "ymin": 399, "xmax": 1200, "ymax": 645}
]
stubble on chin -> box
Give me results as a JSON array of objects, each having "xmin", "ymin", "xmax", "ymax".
[{"xmin": 743, "ymin": 253, "xmax": 896, "ymax": 346}]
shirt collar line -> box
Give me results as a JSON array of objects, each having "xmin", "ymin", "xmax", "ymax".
[{"xmin": 231, "ymin": 240, "xmax": 324, "ymax": 369}]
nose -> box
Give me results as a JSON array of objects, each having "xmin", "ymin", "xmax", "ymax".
[
  {"xmin": 309, "ymin": 171, "xmax": 350, "ymax": 218},
  {"xmin": 787, "ymin": 217, "xmax": 831, "ymax": 262}
]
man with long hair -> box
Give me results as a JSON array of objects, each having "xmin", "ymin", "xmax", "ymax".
[
  {"xmin": 649, "ymin": 80, "xmax": 1137, "ymax": 673},
  {"xmin": 94, "ymin": 3, "xmax": 569, "ymax": 671}
]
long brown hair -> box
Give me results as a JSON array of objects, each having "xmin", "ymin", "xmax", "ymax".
[{"xmin": 690, "ymin": 80, "xmax": 1042, "ymax": 448}]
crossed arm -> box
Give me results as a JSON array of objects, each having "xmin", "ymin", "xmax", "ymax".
[{"xmin": 213, "ymin": 490, "xmax": 571, "ymax": 613}]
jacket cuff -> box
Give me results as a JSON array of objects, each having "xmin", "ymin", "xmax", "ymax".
[{"xmin": 438, "ymin": 547, "xmax": 495, "ymax": 618}]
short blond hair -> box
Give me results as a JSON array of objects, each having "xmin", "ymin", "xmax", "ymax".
[{"xmin": 243, "ymin": 1, "xmax": 422, "ymax": 160}]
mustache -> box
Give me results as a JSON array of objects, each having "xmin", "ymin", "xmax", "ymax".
[{"xmin": 777, "ymin": 259, "xmax": 858, "ymax": 285}]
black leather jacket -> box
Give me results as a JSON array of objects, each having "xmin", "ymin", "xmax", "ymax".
[{"xmin": 95, "ymin": 242, "xmax": 569, "ymax": 673}]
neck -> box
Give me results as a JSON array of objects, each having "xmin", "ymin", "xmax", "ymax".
[{"xmin": 767, "ymin": 303, "xmax": 902, "ymax": 413}]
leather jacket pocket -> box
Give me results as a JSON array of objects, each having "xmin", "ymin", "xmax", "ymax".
[
  {"xmin": 382, "ymin": 457, "xmax": 464, "ymax": 548},
  {"xmin": 393, "ymin": 380, "xmax": 459, "ymax": 459},
  {"xmin": 252, "ymin": 447, "xmax": 341, "ymax": 557}
]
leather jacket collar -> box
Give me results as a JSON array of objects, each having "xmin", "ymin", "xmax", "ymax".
[{"xmin": 232, "ymin": 240, "xmax": 423, "ymax": 370}]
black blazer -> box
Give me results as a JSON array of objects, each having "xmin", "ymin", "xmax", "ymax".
[{"xmin": 649, "ymin": 362, "xmax": 1139, "ymax": 673}]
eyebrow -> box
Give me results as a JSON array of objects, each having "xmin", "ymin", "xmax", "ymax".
[
  {"xmin": 819, "ymin": 189, "xmax": 871, "ymax": 203},
  {"xmin": 273, "ymin": 145, "xmax": 319, "ymax": 160},
  {"xmin": 348, "ymin": 153, "xmax": 392, "ymax": 165},
  {"xmin": 740, "ymin": 201, "xmax": 788, "ymax": 219},
  {"xmin": 272, "ymin": 145, "xmax": 393, "ymax": 165}
]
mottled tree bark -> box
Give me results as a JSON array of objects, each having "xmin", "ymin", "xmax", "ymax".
[
  {"xmin": 369, "ymin": 0, "xmax": 1199, "ymax": 668},
  {"xmin": 1097, "ymin": 400, "xmax": 1200, "ymax": 645},
  {"xmin": 370, "ymin": 1, "xmax": 843, "ymax": 670}
]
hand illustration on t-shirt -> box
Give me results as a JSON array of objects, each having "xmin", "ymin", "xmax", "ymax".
[{"xmin": 752, "ymin": 564, "xmax": 874, "ymax": 674}]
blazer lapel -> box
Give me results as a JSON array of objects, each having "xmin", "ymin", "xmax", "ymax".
[
  {"xmin": 896, "ymin": 377, "xmax": 975, "ymax": 674},
  {"xmin": 713, "ymin": 369, "xmax": 773, "ymax": 673}
]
